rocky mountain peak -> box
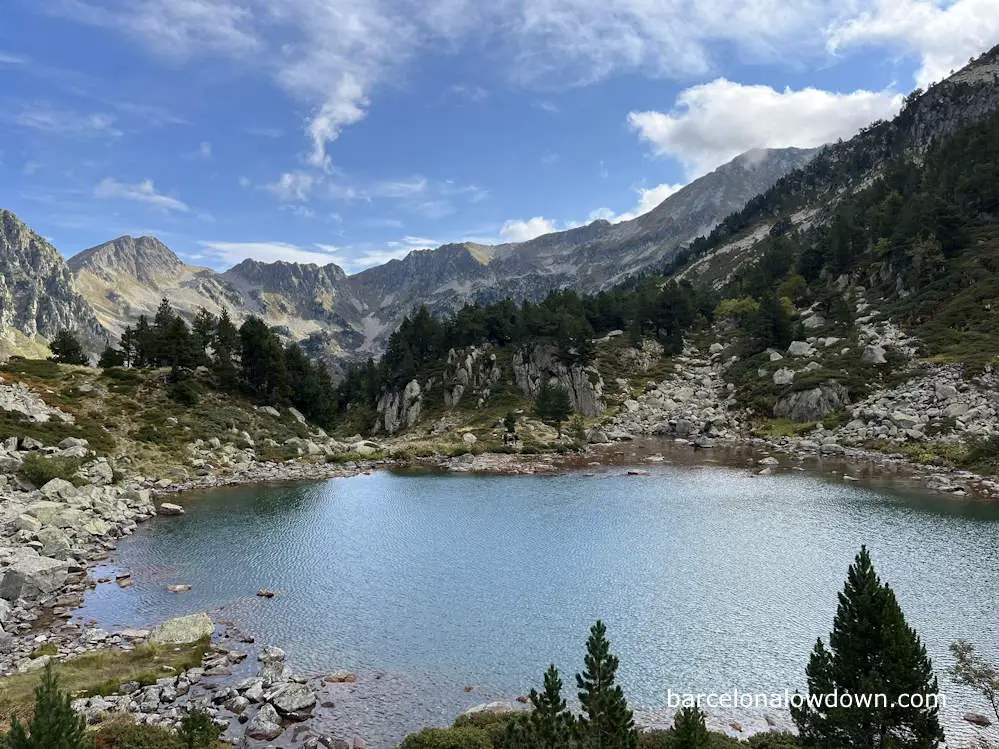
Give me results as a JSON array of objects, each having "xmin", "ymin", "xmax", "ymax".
[
  {"xmin": 0, "ymin": 209, "xmax": 107, "ymax": 356},
  {"xmin": 68, "ymin": 235, "xmax": 187, "ymax": 286}
]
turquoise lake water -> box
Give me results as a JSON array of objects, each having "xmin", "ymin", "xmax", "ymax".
[{"xmin": 75, "ymin": 463, "xmax": 999, "ymax": 746}]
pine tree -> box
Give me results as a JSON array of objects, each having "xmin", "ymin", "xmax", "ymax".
[
  {"xmin": 98, "ymin": 343, "xmax": 126, "ymax": 368},
  {"xmin": 530, "ymin": 664, "xmax": 576, "ymax": 749},
  {"xmin": 212, "ymin": 307, "xmax": 240, "ymax": 387},
  {"xmin": 672, "ymin": 707, "xmax": 710, "ymax": 749},
  {"xmin": 576, "ymin": 620, "xmax": 638, "ymax": 749},
  {"xmin": 791, "ymin": 546, "xmax": 943, "ymax": 749},
  {"xmin": 536, "ymin": 382, "xmax": 572, "ymax": 428},
  {"xmin": 5, "ymin": 663, "xmax": 88, "ymax": 749},
  {"xmin": 48, "ymin": 330, "xmax": 88, "ymax": 365}
]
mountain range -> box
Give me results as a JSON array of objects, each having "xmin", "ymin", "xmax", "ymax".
[{"xmin": 0, "ymin": 146, "xmax": 818, "ymax": 368}]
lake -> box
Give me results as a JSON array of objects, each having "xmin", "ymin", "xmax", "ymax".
[{"xmin": 75, "ymin": 458, "xmax": 999, "ymax": 747}]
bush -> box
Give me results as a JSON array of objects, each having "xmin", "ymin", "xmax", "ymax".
[
  {"xmin": 95, "ymin": 716, "xmax": 180, "ymax": 749},
  {"xmin": 18, "ymin": 453, "xmax": 82, "ymax": 487},
  {"xmin": 167, "ymin": 379, "xmax": 200, "ymax": 407},
  {"xmin": 399, "ymin": 727, "xmax": 493, "ymax": 749},
  {"xmin": 746, "ymin": 732, "xmax": 800, "ymax": 749}
]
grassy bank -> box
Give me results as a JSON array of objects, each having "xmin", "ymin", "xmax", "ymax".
[{"xmin": 0, "ymin": 639, "xmax": 209, "ymax": 726}]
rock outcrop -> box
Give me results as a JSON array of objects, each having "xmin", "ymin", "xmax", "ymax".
[
  {"xmin": 512, "ymin": 344, "xmax": 605, "ymax": 417},
  {"xmin": 0, "ymin": 209, "xmax": 107, "ymax": 357},
  {"xmin": 774, "ymin": 382, "xmax": 850, "ymax": 423},
  {"xmin": 376, "ymin": 379, "xmax": 423, "ymax": 434}
]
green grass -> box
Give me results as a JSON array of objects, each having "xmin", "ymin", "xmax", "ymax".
[{"xmin": 0, "ymin": 639, "xmax": 209, "ymax": 727}]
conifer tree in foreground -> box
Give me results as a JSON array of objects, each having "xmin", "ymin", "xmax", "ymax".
[
  {"xmin": 791, "ymin": 546, "xmax": 943, "ymax": 749},
  {"xmin": 672, "ymin": 706, "xmax": 710, "ymax": 749},
  {"xmin": 533, "ymin": 664, "xmax": 577, "ymax": 749},
  {"xmin": 4, "ymin": 663, "xmax": 88, "ymax": 749},
  {"xmin": 577, "ymin": 620, "xmax": 638, "ymax": 749}
]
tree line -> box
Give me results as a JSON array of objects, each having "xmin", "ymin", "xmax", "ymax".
[
  {"xmin": 51, "ymin": 299, "xmax": 339, "ymax": 429},
  {"xmin": 334, "ymin": 279, "xmax": 713, "ymax": 420}
]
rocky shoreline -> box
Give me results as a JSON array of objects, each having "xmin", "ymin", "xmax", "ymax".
[{"xmin": 1, "ymin": 403, "xmax": 998, "ymax": 746}]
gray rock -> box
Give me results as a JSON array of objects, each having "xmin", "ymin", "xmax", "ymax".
[
  {"xmin": 35, "ymin": 527, "xmax": 71, "ymax": 560},
  {"xmin": 246, "ymin": 703, "xmax": 283, "ymax": 740},
  {"xmin": 772, "ymin": 368, "xmax": 795, "ymax": 386},
  {"xmin": 150, "ymin": 613, "xmax": 214, "ymax": 644},
  {"xmin": 774, "ymin": 382, "xmax": 849, "ymax": 423},
  {"xmin": 861, "ymin": 345, "xmax": 887, "ymax": 365},
  {"xmin": 268, "ymin": 683, "xmax": 316, "ymax": 718},
  {"xmin": 0, "ymin": 555, "xmax": 69, "ymax": 600},
  {"xmin": 40, "ymin": 478, "xmax": 76, "ymax": 500},
  {"xmin": 158, "ymin": 503, "xmax": 185, "ymax": 516},
  {"xmin": 787, "ymin": 341, "xmax": 813, "ymax": 358}
]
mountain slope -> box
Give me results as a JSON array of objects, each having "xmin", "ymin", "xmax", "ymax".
[
  {"xmin": 674, "ymin": 45, "xmax": 999, "ymax": 288},
  {"xmin": 344, "ymin": 146, "xmax": 818, "ymax": 350},
  {"xmin": 0, "ymin": 210, "xmax": 107, "ymax": 359}
]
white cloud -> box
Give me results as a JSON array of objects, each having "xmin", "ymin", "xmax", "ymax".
[
  {"xmin": 629, "ymin": 79, "xmax": 902, "ymax": 177},
  {"xmin": 0, "ymin": 51, "xmax": 26, "ymax": 65},
  {"xmin": 198, "ymin": 240, "xmax": 340, "ymax": 267},
  {"xmin": 238, "ymin": 176, "xmax": 251, "ymax": 188},
  {"xmin": 369, "ymin": 177, "xmax": 428, "ymax": 199},
  {"xmin": 12, "ymin": 103, "xmax": 122, "ymax": 137},
  {"xmin": 94, "ymin": 178, "xmax": 189, "ymax": 212},
  {"xmin": 306, "ymin": 74, "xmax": 369, "ymax": 171},
  {"xmin": 590, "ymin": 182, "xmax": 686, "ymax": 224},
  {"xmin": 315, "ymin": 242, "xmax": 415, "ymax": 273},
  {"xmin": 829, "ymin": 0, "xmax": 999, "ymax": 88},
  {"xmin": 500, "ymin": 216, "xmax": 558, "ymax": 242},
  {"xmin": 198, "ymin": 140, "xmax": 212, "ymax": 158},
  {"xmin": 267, "ymin": 171, "xmax": 315, "ymax": 202},
  {"xmin": 22, "ymin": 161, "xmax": 41, "ymax": 176}
]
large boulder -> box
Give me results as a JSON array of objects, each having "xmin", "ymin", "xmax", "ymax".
[
  {"xmin": 35, "ymin": 527, "xmax": 72, "ymax": 560},
  {"xmin": 0, "ymin": 556, "xmax": 69, "ymax": 600},
  {"xmin": 246, "ymin": 703, "xmax": 283, "ymax": 740},
  {"xmin": 150, "ymin": 613, "xmax": 214, "ymax": 644},
  {"xmin": 40, "ymin": 478, "xmax": 77, "ymax": 500},
  {"xmin": 774, "ymin": 382, "xmax": 849, "ymax": 423},
  {"xmin": 861, "ymin": 345, "xmax": 887, "ymax": 365},
  {"xmin": 268, "ymin": 683, "xmax": 316, "ymax": 719}
]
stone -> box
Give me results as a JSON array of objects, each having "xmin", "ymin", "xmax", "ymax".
[
  {"xmin": 167, "ymin": 584, "xmax": 192, "ymax": 593},
  {"xmin": 325, "ymin": 670, "xmax": 357, "ymax": 684},
  {"xmin": 158, "ymin": 503, "xmax": 185, "ymax": 516},
  {"xmin": 774, "ymin": 383, "xmax": 849, "ymax": 423},
  {"xmin": 772, "ymin": 368, "xmax": 795, "ymax": 386},
  {"xmin": 787, "ymin": 341, "xmax": 813, "ymax": 358},
  {"xmin": 0, "ymin": 556, "xmax": 69, "ymax": 600},
  {"xmin": 861, "ymin": 345, "xmax": 887, "ymax": 365},
  {"xmin": 944, "ymin": 402, "xmax": 971, "ymax": 419},
  {"xmin": 150, "ymin": 613, "xmax": 214, "ymax": 644},
  {"xmin": 461, "ymin": 701, "xmax": 522, "ymax": 719},
  {"xmin": 246, "ymin": 703, "xmax": 283, "ymax": 740},
  {"xmin": 257, "ymin": 406, "xmax": 281, "ymax": 418},
  {"xmin": 934, "ymin": 383, "xmax": 958, "ymax": 401},
  {"xmin": 964, "ymin": 713, "xmax": 992, "ymax": 727},
  {"xmin": 709, "ymin": 343, "xmax": 724, "ymax": 354},
  {"xmin": 268, "ymin": 683, "xmax": 317, "ymax": 718},
  {"xmin": 586, "ymin": 429, "xmax": 610, "ymax": 444},
  {"xmin": 14, "ymin": 514, "xmax": 42, "ymax": 533},
  {"xmin": 462, "ymin": 432, "xmax": 477, "ymax": 446},
  {"xmin": 40, "ymin": 478, "xmax": 76, "ymax": 500},
  {"xmin": 35, "ymin": 527, "xmax": 71, "ymax": 560},
  {"xmin": 258, "ymin": 645, "xmax": 286, "ymax": 663},
  {"xmin": 256, "ymin": 589, "xmax": 276, "ymax": 598}
]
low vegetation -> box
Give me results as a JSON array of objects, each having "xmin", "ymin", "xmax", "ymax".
[
  {"xmin": 0, "ymin": 640, "xmax": 208, "ymax": 729},
  {"xmin": 17, "ymin": 453, "xmax": 82, "ymax": 487}
]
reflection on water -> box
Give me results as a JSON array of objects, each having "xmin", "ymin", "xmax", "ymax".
[{"xmin": 75, "ymin": 462, "xmax": 999, "ymax": 747}]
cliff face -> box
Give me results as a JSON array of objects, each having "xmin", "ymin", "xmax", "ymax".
[{"xmin": 0, "ymin": 210, "xmax": 107, "ymax": 358}]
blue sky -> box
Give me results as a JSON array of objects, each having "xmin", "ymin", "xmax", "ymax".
[{"xmin": 1, "ymin": 0, "xmax": 997, "ymax": 274}]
